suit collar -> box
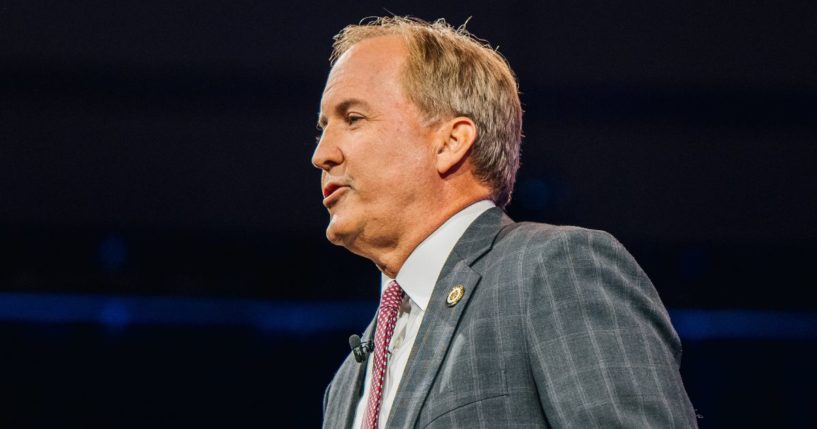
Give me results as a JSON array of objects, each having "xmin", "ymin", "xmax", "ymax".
[
  {"xmin": 447, "ymin": 207, "xmax": 513, "ymax": 266},
  {"xmin": 381, "ymin": 200, "xmax": 495, "ymax": 312},
  {"xmin": 385, "ymin": 207, "xmax": 513, "ymax": 428}
]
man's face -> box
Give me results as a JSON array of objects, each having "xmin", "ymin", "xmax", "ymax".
[{"xmin": 312, "ymin": 36, "xmax": 440, "ymax": 255}]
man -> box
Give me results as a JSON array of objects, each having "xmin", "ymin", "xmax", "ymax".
[{"xmin": 314, "ymin": 17, "xmax": 697, "ymax": 429}]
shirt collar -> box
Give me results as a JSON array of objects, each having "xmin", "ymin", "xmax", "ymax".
[{"xmin": 380, "ymin": 200, "xmax": 495, "ymax": 311}]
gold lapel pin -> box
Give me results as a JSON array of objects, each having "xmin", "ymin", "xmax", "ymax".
[{"xmin": 446, "ymin": 284, "xmax": 465, "ymax": 307}]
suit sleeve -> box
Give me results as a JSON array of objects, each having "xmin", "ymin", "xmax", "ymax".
[{"xmin": 524, "ymin": 228, "xmax": 697, "ymax": 428}]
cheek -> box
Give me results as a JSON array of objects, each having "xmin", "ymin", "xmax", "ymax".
[{"xmin": 353, "ymin": 126, "xmax": 435, "ymax": 192}]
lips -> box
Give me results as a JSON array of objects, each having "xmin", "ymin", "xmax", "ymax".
[
  {"xmin": 322, "ymin": 180, "xmax": 351, "ymax": 203},
  {"xmin": 323, "ymin": 182, "xmax": 342, "ymax": 198}
]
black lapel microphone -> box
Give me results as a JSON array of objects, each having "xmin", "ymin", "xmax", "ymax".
[{"xmin": 348, "ymin": 334, "xmax": 374, "ymax": 363}]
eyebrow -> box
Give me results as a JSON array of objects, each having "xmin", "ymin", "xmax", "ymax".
[{"xmin": 317, "ymin": 98, "xmax": 371, "ymax": 129}]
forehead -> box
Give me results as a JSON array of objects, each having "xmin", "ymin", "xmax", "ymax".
[{"xmin": 321, "ymin": 35, "xmax": 408, "ymax": 107}]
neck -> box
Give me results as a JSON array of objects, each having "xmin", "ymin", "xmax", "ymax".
[{"xmin": 364, "ymin": 194, "xmax": 490, "ymax": 278}]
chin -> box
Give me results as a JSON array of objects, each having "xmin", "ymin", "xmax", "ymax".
[
  {"xmin": 325, "ymin": 215, "xmax": 351, "ymax": 246},
  {"xmin": 325, "ymin": 222, "xmax": 342, "ymax": 244},
  {"xmin": 325, "ymin": 228, "xmax": 345, "ymax": 246},
  {"xmin": 326, "ymin": 219, "xmax": 369, "ymax": 258}
]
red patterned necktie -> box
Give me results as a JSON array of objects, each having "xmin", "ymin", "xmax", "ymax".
[{"xmin": 362, "ymin": 280, "xmax": 405, "ymax": 429}]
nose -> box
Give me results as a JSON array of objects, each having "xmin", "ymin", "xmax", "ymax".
[{"xmin": 311, "ymin": 130, "xmax": 343, "ymax": 171}]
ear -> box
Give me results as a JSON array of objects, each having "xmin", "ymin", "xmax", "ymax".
[{"xmin": 434, "ymin": 116, "xmax": 477, "ymax": 175}]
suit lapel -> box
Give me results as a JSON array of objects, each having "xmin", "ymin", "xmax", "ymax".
[
  {"xmin": 385, "ymin": 208, "xmax": 513, "ymax": 428},
  {"xmin": 324, "ymin": 317, "xmax": 376, "ymax": 429}
]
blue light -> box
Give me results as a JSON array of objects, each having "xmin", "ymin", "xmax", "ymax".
[
  {"xmin": 670, "ymin": 309, "xmax": 817, "ymax": 341},
  {"xmin": 1, "ymin": 292, "xmax": 815, "ymax": 341},
  {"xmin": 100, "ymin": 299, "xmax": 131, "ymax": 328},
  {"xmin": 0, "ymin": 293, "xmax": 376, "ymax": 334}
]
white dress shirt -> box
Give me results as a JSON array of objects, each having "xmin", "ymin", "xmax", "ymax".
[{"xmin": 352, "ymin": 200, "xmax": 495, "ymax": 429}]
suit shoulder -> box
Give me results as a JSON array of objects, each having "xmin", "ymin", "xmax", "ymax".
[
  {"xmin": 499, "ymin": 221, "xmax": 625, "ymax": 253},
  {"xmin": 490, "ymin": 222, "xmax": 643, "ymax": 281}
]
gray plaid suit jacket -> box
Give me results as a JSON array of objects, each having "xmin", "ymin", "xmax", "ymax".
[{"xmin": 323, "ymin": 207, "xmax": 697, "ymax": 428}]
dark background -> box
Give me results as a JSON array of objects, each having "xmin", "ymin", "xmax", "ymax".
[{"xmin": 2, "ymin": 0, "xmax": 816, "ymax": 427}]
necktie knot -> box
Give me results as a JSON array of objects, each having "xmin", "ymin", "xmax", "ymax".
[{"xmin": 380, "ymin": 280, "xmax": 404, "ymax": 312}]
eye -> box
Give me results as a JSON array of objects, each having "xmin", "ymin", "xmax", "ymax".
[{"xmin": 345, "ymin": 114, "xmax": 363, "ymax": 125}]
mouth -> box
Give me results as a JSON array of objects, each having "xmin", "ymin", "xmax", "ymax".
[
  {"xmin": 323, "ymin": 183, "xmax": 340, "ymax": 198},
  {"xmin": 322, "ymin": 182, "xmax": 349, "ymax": 205}
]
